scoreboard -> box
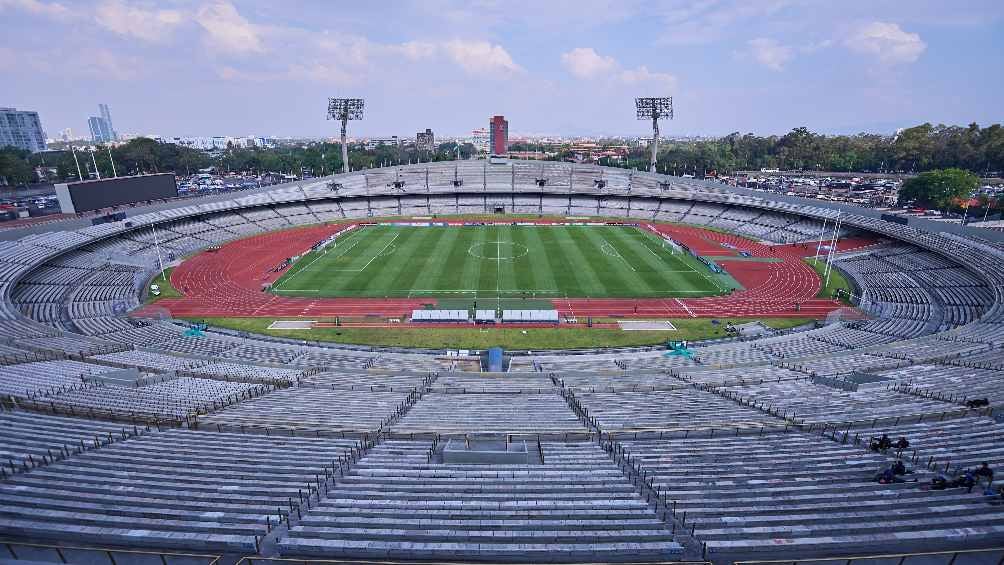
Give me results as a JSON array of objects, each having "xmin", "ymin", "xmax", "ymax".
[{"xmin": 54, "ymin": 173, "xmax": 177, "ymax": 214}]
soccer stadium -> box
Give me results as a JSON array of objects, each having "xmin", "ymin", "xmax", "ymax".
[{"xmin": 0, "ymin": 159, "xmax": 1002, "ymax": 564}]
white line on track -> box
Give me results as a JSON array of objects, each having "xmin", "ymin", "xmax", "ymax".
[{"xmin": 675, "ymin": 298, "xmax": 696, "ymax": 318}]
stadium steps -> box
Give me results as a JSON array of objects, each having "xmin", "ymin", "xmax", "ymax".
[{"xmin": 279, "ymin": 440, "xmax": 683, "ymax": 561}]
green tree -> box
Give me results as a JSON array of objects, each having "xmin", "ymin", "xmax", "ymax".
[
  {"xmin": 897, "ymin": 168, "xmax": 980, "ymax": 209},
  {"xmin": 0, "ymin": 146, "xmax": 34, "ymax": 186}
]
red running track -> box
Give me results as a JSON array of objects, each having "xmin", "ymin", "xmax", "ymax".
[{"xmin": 136, "ymin": 221, "xmax": 874, "ymax": 320}]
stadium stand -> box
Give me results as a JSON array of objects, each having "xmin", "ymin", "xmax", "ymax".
[{"xmin": 0, "ymin": 162, "xmax": 1002, "ymax": 562}]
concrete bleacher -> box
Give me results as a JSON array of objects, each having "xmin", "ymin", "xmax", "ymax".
[
  {"xmin": 393, "ymin": 392, "xmax": 585, "ymax": 434},
  {"xmin": 1, "ymin": 162, "xmax": 1004, "ymax": 561},
  {"xmin": 200, "ymin": 386, "xmax": 412, "ymax": 433},
  {"xmin": 22, "ymin": 377, "xmax": 268, "ymax": 421},
  {"xmin": 279, "ymin": 439, "xmax": 683, "ymax": 561},
  {"xmin": 0, "ymin": 408, "xmax": 146, "ymax": 475},
  {"xmin": 0, "ymin": 360, "xmax": 120, "ymax": 400},
  {"xmin": 576, "ymin": 388, "xmax": 775, "ymax": 432},
  {"xmin": 0, "ymin": 429, "xmax": 359, "ymax": 551},
  {"xmin": 619, "ymin": 430, "xmax": 1004, "ymax": 557},
  {"xmin": 719, "ymin": 380, "xmax": 958, "ymax": 426}
]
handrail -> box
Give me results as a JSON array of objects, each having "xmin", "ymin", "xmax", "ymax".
[
  {"xmin": 238, "ymin": 558, "xmax": 710, "ymax": 565},
  {"xmin": 733, "ymin": 546, "xmax": 1004, "ymax": 565},
  {"xmin": 0, "ymin": 539, "xmax": 221, "ymax": 565}
]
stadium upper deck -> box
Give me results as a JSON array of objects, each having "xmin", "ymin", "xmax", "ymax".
[{"xmin": 0, "ymin": 162, "xmax": 1003, "ymax": 562}]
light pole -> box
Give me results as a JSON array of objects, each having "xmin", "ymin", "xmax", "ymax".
[
  {"xmin": 635, "ymin": 97, "xmax": 673, "ymax": 173},
  {"xmin": 70, "ymin": 146, "xmax": 83, "ymax": 181},
  {"xmin": 107, "ymin": 147, "xmax": 117, "ymax": 177},
  {"xmin": 327, "ymin": 98, "xmax": 364, "ymax": 174},
  {"xmin": 90, "ymin": 149, "xmax": 101, "ymax": 179}
]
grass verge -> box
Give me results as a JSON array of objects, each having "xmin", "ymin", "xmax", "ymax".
[
  {"xmin": 804, "ymin": 257, "xmax": 853, "ymax": 305},
  {"xmin": 146, "ymin": 267, "xmax": 183, "ymax": 303},
  {"xmin": 185, "ymin": 316, "xmax": 814, "ymax": 350}
]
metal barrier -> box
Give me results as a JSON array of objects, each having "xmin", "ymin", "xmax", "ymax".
[
  {"xmin": 239, "ymin": 558, "xmax": 710, "ymax": 565},
  {"xmin": 0, "ymin": 540, "xmax": 221, "ymax": 565},
  {"xmin": 734, "ymin": 546, "xmax": 1004, "ymax": 565}
]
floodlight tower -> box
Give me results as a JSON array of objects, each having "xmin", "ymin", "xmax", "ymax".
[
  {"xmin": 327, "ymin": 98, "xmax": 365, "ymax": 174},
  {"xmin": 635, "ymin": 97, "xmax": 673, "ymax": 173}
]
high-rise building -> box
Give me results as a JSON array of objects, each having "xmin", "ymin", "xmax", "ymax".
[
  {"xmin": 88, "ymin": 116, "xmax": 114, "ymax": 143},
  {"xmin": 99, "ymin": 103, "xmax": 117, "ymax": 141},
  {"xmin": 0, "ymin": 107, "xmax": 47, "ymax": 153},
  {"xmin": 489, "ymin": 115, "xmax": 508, "ymax": 155},
  {"xmin": 88, "ymin": 104, "xmax": 117, "ymax": 144},
  {"xmin": 416, "ymin": 128, "xmax": 435, "ymax": 152}
]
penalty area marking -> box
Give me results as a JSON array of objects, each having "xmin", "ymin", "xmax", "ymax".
[
  {"xmin": 274, "ymin": 227, "xmax": 366, "ymax": 288},
  {"xmin": 599, "ymin": 239, "xmax": 636, "ymax": 272},
  {"xmin": 328, "ymin": 233, "xmax": 400, "ymax": 272}
]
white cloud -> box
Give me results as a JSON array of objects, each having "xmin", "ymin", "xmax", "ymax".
[
  {"xmin": 285, "ymin": 62, "xmax": 358, "ymax": 86},
  {"xmin": 195, "ymin": 1, "xmax": 265, "ymax": 55},
  {"xmin": 0, "ymin": 0, "xmax": 70, "ymax": 20},
  {"xmin": 561, "ymin": 47, "xmax": 617, "ymax": 79},
  {"xmin": 95, "ymin": 0, "xmax": 184, "ymax": 42},
  {"xmin": 441, "ymin": 40, "xmax": 522, "ymax": 75},
  {"xmin": 618, "ymin": 65, "xmax": 676, "ymax": 91},
  {"xmin": 9, "ymin": 45, "xmax": 142, "ymax": 79},
  {"xmin": 657, "ymin": 0, "xmax": 798, "ymax": 46},
  {"xmin": 747, "ymin": 37, "xmax": 794, "ymax": 71},
  {"xmin": 398, "ymin": 41, "xmax": 438, "ymax": 61},
  {"xmin": 78, "ymin": 47, "xmax": 143, "ymax": 80},
  {"xmin": 561, "ymin": 47, "xmax": 676, "ymax": 91},
  {"xmin": 845, "ymin": 21, "xmax": 926, "ymax": 64}
]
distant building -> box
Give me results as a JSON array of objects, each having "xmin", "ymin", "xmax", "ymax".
[
  {"xmin": 364, "ymin": 136, "xmax": 400, "ymax": 150},
  {"xmin": 471, "ymin": 128, "xmax": 489, "ymax": 154},
  {"xmin": 489, "ymin": 115, "xmax": 508, "ymax": 155},
  {"xmin": 157, "ymin": 136, "xmax": 276, "ymax": 151},
  {"xmin": 99, "ymin": 103, "xmax": 117, "ymax": 141},
  {"xmin": 87, "ymin": 103, "xmax": 118, "ymax": 144},
  {"xmin": 0, "ymin": 107, "xmax": 47, "ymax": 152},
  {"xmin": 416, "ymin": 128, "xmax": 435, "ymax": 152},
  {"xmin": 88, "ymin": 116, "xmax": 114, "ymax": 143}
]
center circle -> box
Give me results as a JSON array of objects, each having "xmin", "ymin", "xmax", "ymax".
[{"xmin": 468, "ymin": 241, "xmax": 530, "ymax": 260}]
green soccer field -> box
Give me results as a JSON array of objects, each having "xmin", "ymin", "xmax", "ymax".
[{"xmin": 270, "ymin": 224, "xmax": 739, "ymax": 299}]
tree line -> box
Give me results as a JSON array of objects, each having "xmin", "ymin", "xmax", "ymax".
[
  {"xmin": 2, "ymin": 122, "xmax": 1002, "ymax": 188},
  {"xmin": 0, "ymin": 138, "xmax": 478, "ymax": 187},
  {"xmin": 602, "ymin": 123, "xmax": 1004, "ymax": 177}
]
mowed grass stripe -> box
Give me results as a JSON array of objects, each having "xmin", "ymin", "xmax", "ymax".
[
  {"xmin": 624, "ymin": 228, "xmax": 726, "ymax": 293},
  {"xmin": 601, "ymin": 227, "xmax": 661, "ymax": 295},
  {"xmin": 498, "ymin": 225, "xmax": 522, "ymax": 293},
  {"xmin": 553, "ymin": 227, "xmax": 611, "ymax": 297},
  {"xmin": 409, "ymin": 228, "xmax": 460, "ymax": 293},
  {"xmin": 606, "ymin": 226, "xmax": 703, "ymax": 294},
  {"xmin": 535, "ymin": 226, "xmax": 592, "ymax": 296},
  {"xmin": 475, "ymin": 226, "xmax": 499, "ymax": 293},
  {"xmin": 516, "ymin": 227, "xmax": 558, "ymax": 293},
  {"xmin": 608, "ymin": 226, "xmax": 669, "ymax": 274},
  {"xmin": 339, "ymin": 228, "xmax": 395, "ymax": 293},
  {"xmin": 377, "ymin": 227, "xmax": 437, "ymax": 295},
  {"xmin": 463, "ymin": 226, "xmax": 491, "ymax": 294},
  {"xmin": 277, "ymin": 227, "xmax": 367, "ymax": 288},
  {"xmin": 271, "ymin": 225, "xmax": 731, "ymax": 298},
  {"xmin": 575, "ymin": 226, "xmax": 651, "ymax": 297}
]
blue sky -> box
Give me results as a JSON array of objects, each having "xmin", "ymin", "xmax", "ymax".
[{"xmin": 1, "ymin": 0, "xmax": 1002, "ymax": 138}]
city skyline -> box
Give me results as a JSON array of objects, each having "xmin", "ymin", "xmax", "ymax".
[{"xmin": 1, "ymin": 0, "xmax": 1003, "ymax": 139}]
